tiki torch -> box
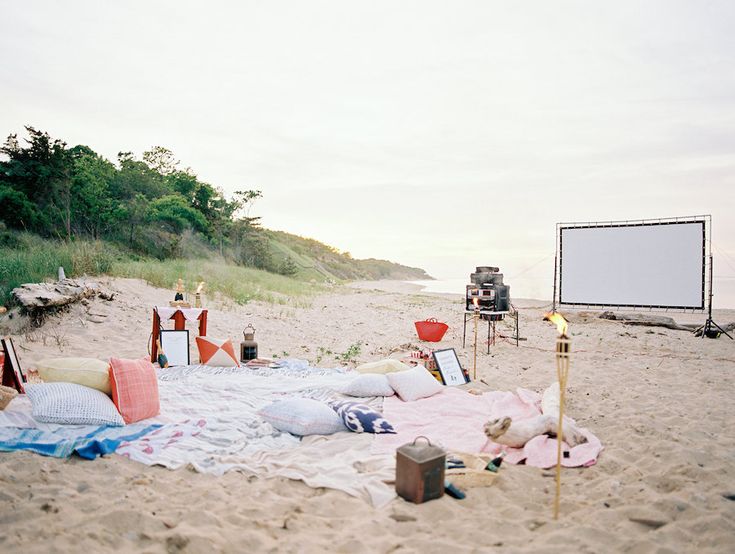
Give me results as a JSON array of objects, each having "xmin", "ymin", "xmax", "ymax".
[
  {"xmin": 195, "ymin": 282, "xmax": 205, "ymax": 308},
  {"xmin": 544, "ymin": 311, "xmax": 570, "ymax": 520},
  {"xmin": 472, "ymin": 297, "xmax": 480, "ymax": 380}
]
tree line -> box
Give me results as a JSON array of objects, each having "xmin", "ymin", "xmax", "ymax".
[{"xmin": 0, "ymin": 126, "xmax": 296, "ymax": 274}]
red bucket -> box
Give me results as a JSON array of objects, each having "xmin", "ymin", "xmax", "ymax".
[{"xmin": 414, "ymin": 318, "xmax": 449, "ymax": 342}]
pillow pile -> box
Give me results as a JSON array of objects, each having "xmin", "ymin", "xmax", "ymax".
[
  {"xmin": 330, "ymin": 400, "xmax": 396, "ymax": 434},
  {"xmin": 259, "ymin": 398, "xmax": 346, "ymax": 436},
  {"xmin": 195, "ymin": 336, "xmax": 240, "ymax": 367},
  {"xmin": 340, "ymin": 374, "xmax": 394, "ymax": 397},
  {"xmin": 24, "ymin": 382, "xmax": 125, "ymax": 426},
  {"xmin": 109, "ymin": 357, "xmax": 160, "ymax": 424},
  {"xmin": 386, "ymin": 366, "xmax": 443, "ymax": 402}
]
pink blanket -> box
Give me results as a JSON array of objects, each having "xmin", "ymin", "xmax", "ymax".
[{"xmin": 372, "ymin": 387, "xmax": 602, "ymax": 468}]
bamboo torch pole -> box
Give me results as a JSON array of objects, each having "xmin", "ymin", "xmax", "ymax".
[{"xmin": 545, "ymin": 311, "xmax": 570, "ymax": 520}]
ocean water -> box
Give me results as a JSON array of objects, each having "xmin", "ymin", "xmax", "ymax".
[{"xmin": 409, "ymin": 277, "xmax": 735, "ymax": 309}]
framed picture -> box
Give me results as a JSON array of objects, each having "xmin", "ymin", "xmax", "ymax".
[
  {"xmin": 1, "ymin": 337, "xmax": 26, "ymax": 393},
  {"xmin": 159, "ymin": 330, "xmax": 190, "ymax": 366},
  {"xmin": 432, "ymin": 348, "xmax": 469, "ymax": 386}
]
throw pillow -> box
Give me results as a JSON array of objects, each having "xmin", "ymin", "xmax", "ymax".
[
  {"xmin": 36, "ymin": 357, "xmax": 111, "ymax": 394},
  {"xmin": 258, "ymin": 398, "xmax": 346, "ymax": 436},
  {"xmin": 355, "ymin": 359, "xmax": 412, "ymax": 375},
  {"xmin": 25, "ymin": 382, "xmax": 125, "ymax": 426},
  {"xmin": 195, "ymin": 336, "xmax": 240, "ymax": 367},
  {"xmin": 330, "ymin": 400, "xmax": 396, "ymax": 434},
  {"xmin": 109, "ymin": 357, "xmax": 160, "ymax": 424},
  {"xmin": 386, "ymin": 366, "xmax": 443, "ymax": 402},
  {"xmin": 340, "ymin": 374, "xmax": 394, "ymax": 397}
]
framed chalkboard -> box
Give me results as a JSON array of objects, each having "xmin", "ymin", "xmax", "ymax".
[
  {"xmin": 159, "ymin": 330, "xmax": 190, "ymax": 366},
  {"xmin": 432, "ymin": 348, "xmax": 469, "ymax": 386}
]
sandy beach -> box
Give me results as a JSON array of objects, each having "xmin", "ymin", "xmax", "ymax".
[{"xmin": 1, "ymin": 278, "xmax": 734, "ymax": 553}]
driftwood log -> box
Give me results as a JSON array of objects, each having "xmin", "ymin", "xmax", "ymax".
[
  {"xmin": 11, "ymin": 278, "xmax": 109, "ymax": 325},
  {"xmin": 599, "ymin": 311, "xmax": 699, "ymax": 331}
]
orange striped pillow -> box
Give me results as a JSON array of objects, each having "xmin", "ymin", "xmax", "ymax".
[
  {"xmin": 195, "ymin": 336, "xmax": 240, "ymax": 367},
  {"xmin": 109, "ymin": 357, "xmax": 160, "ymax": 424}
]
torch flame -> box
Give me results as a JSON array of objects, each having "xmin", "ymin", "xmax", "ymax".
[
  {"xmin": 196, "ymin": 281, "xmax": 205, "ymax": 294},
  {"xmin": 544, "ymin": 312, "xmax": 568, "ymax": 337},
  {"xmin": 472, "ymin": 297, "xmax": 479, "ymax": 309}
]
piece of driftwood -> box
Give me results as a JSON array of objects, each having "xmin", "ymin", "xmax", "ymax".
[
  {"xmin": 12, "ymin": 279, "xmax": 100, "ymax": 310},
  {"xmin": 599, "ymin": 311, "xmax": 698, "ymax": 331}
]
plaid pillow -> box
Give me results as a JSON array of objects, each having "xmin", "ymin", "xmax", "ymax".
[
  {"xmin": 109, "ymin": 358, "xmax": 160, "ymax": 424},
  {"xmin": 330, "ymin": 400, "xmax": 396, "ymax": 434}
]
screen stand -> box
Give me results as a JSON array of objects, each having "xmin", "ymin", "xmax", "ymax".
[{"xmin": 695, "ymin": 255, "xmax": 733, "ymax": 340}]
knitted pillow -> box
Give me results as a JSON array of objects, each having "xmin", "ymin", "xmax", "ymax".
[
  {"xmin": 195, "ymin": 336, "xmax": 240, "ymax": 367},
  {"xmin": 109, "ymin": 358, "xmax": 160, "ymax": 424},
  {"xmin": 258, "ymin": 398, "xmax": 346, "ymax": 436},
  {"xmin": 25, "ymin": 383, "xmax": 125, "ymax": 426},
  {"xmin": 36, "ymin": 357, "xmax": 111, "ymax": 394},
  {"xmin": 386, "ymin": 366, "xmax": 443, "ymax": 402},
  {"xmin": 355, "ymin": 359, "xmax": 411, "ymax": 374},
  {"xmin": 330, "ymin": 400, "xmax": 396, "ymax": 434},
  {"xmin": 340, "ymin": 374, "xmax": 394, "ymax": 397}
]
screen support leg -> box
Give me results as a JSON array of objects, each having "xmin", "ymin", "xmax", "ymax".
[{"xmin": 695, "ymin": 255, "xmax": 733, "ymax": 339}]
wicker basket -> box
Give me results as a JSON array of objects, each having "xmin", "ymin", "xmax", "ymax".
[
  {"xmin": 0, "ymin": 385, "xmax": 18, "ymax": 410},
  {"xmin": 445, "ymin": 452, "xmax": 499, "ymax": 489}
]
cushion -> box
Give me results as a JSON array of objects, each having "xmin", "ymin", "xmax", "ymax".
[
  {"xmin": 109, "ymin": 358, "xmax": 160, "ymax": 424},
  {"xmin": 36, "ymin": 357, "xmax": 111, "ymax": 394},
  {"xmin": 24, "ymin": 383, "xmax": 124, "ymax": 426},
  {"xmin": 258, "ymin": 398, "xmax": 346, "ymax": 436},
  {"xmin": 330, "ymin": 400, "xmax": 396, "ymax": 434},
  {"xmin": 355, "ymin": 359, "xmax": 412, "ymax": 375},
  {"xmin": 340, "ymin": 374, "xmax": 394, "ymax": 397},
  {"xmin": 386, "ymin": 366, "xmax": 444, "ymax": 402},
  {"xmin": 195, "ymin": 336, "xmax": 240, "ymax": 367}
]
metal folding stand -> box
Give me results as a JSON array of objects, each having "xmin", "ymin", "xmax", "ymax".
[
  {"xmin": 462, "ymin": 310, "xmax": 511, "ymax": 353},
  {"xmin": 695, "ymin": 255, "xmax": 733, "ymax": 340}
]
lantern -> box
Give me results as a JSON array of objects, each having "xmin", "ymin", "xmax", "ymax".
[
  {"xmin": 240, "ymin": 324, "xmax": 258, "ymax": 362},
  {"xmin": 395, "ymin": 436, "xmax": 446, "ymax": 503}
]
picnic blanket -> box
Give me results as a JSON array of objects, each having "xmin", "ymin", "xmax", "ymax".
[
  {"xmin": 0, "ymin": 360, "xmax": 397, "ymax": 507},
  {"xmin": 373, "ymin": 387, "xmax": 602, "ymax": 468}
]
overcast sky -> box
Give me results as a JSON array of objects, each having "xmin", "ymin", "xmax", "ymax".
[{"xmin": 2, "ymin": 1, "xmax": 734, "ymax": 305}]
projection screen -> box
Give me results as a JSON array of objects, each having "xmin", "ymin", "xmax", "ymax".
[{"xmin": 558, "ymin": 219, "xmax": 706, "ymax": 309}]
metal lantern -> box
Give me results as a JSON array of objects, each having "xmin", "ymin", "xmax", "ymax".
[
  {"xmin": 240, "ymin": 324, "xmax": 258, "ymax": 362},
  {"xmin": 395, "ymin": 436, "xmax": 446, "ymax": 503}
]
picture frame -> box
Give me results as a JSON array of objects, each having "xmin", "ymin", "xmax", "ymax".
[
  {"xmin": 432, "ymin": 348, "xmax": 469, "ymax": 386},
  {"xmin": 1, "ymin": 337, "xmax": 26, "ymax": 393},
  {"xmin": 159, "ymin": 330, "xmax": 190, "ymax": 366}
]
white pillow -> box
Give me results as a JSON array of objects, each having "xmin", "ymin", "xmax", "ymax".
[
  {"xmin": 25, "ymin": 383, "xmax": 125, "ymax": 426},
  {"xmin": 341, "ymin": 374, "xmax": 394, "ymax": 397},
  {"xmin": 355, "ymin": 359, "xmax": 412, "ymax": 374},
  {"xmin": 37, "ymin": 357, "xmax": 111, "ymax": 394},
  {"xmin": 386, "ymin": 366, "xmax": 443, "ymax": 402},
  {"xmin": 258, "ymin": 398, "xmax": 346, "ymax": 436}
]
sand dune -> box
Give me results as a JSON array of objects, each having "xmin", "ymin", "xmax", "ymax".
[{"xmin": 1, "ymin": 278, "xmax": 734, "ymax": 553}]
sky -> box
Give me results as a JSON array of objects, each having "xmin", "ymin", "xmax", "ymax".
[{"xmin": 2, "ymin": 1, "xmax": 734, "ymax": 306}]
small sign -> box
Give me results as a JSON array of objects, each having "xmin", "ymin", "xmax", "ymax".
[
  {"xmin": 432, "ymin": 348, "xmax": 469, "ymax": 386},
  {"xmin": 1, "ymin": 337, "xmax": 26, "ymax": 393},
  {"xmin": 159, "ymin": 330, "xmax": 190, "ymax": 366}
]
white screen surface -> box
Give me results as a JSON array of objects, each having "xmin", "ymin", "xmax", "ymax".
[{"xmin": 560, "ymin": 222, "xmax": 704, "ymax": 308}]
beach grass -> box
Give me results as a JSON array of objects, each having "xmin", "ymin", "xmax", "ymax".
[
  {"xmin": 113, "ymin": 258, "xmax": 324, "ymax": 305},
  {"xmin": 0, "ymin": 232, "xmax": 326, "ymax": 307}
]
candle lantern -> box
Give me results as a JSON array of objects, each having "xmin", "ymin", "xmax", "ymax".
[
  {"xmin": 240, "ymin": 324, "xmax": 258, "ymax": 362},
  {"xmin": 395, "ymin": 436, "xmax": 446, "ymax": 504}
]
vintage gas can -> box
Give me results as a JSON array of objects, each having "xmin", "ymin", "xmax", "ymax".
[{"xmin": 395, "ymin": 436, "xmax": 446, "ymax": 503}]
